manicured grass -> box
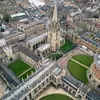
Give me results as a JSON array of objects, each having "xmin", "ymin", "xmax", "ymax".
[
  {"xmin": 48, "ymin": 53, "xmax": 62, "ymax": 60},
  {"xmin": 40, "ymin": 94, "xmax": 73, "ymax": 100},
  {"xmin": 8, "ymin": 59, "xmax": 31, "ymax": 76},
  {"xmin": 60, "ymin": 40, "xmax": 76, "ymax": 53},
  {"xmin": 68, "ymin": 60, "xmax": 88, "ymax": 84},
  {"xmin": 8, "ymin": 59, "xmax": 36, "ymax": 80},
  {"xmin": 72, "ymin": 54, "xmax": 93, "ymax": 67},
  {"xmin": 19, "ymin": 68, "xmax": 35, "ymax": 80}
]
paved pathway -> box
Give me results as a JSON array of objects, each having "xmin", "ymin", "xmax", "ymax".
[
  {"xmin": 71, "ymin": 59, "xmax": 89, "ymax": 69},
  {"xmin": 18, "ymin": 68, "xmax": 32, "ymax": 78},
  {"xmin": 57, "ymin": 48, "xmax": 87, "ymax": 69}
]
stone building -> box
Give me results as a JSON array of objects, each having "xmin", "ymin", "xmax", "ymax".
[
  {"xmin": 1, "ymin": 62, "xmax": 91, "ymax": 100},
  {"xmin": 26, "ymin": 33, "xmax": 48, "ymax": 51},
  {"xmin": 87, "ymin": 53, "xmax": 100, "ymax": 88},
  {"xmin": 67, "ymin": 33, "xmax": 100, "ymax": 53},
  {"xmin": 17, "ymin": 20, "xmax": 45, "ymax": 37},
  {"xmin": 0, "ymin": 0, "xmax": 20, "ymax": 14},
  {"xmin": 16, "ymin": 0, "xmax": 29, "ymax": 8},
  {"xmin": 48, "ymin": 4, "xmax": 65, "ymax": 52},
  {"xmin": 67, "ymin": 17, "xmax": 100, "ymax": 53},
  {"xmin": 26, "ymin": 3, "xmax": 65, "ymax": 57},
  {"xmin": 74, "ymin": 17, "xmax": 100, "ymax": 33}
]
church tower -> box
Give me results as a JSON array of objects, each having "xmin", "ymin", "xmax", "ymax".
[{"xmin": 48, "ymin": 4, "xmax": 61, "ymax": 52}]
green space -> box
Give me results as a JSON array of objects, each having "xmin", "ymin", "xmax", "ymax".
[
  {"xmin": 19, "ymin": 68, "xmax": 35, "ymax": 80},
  {"xmin": 8, "ymin": 59, "xmax": 35, "ymax": 80},
  {"xmin": 68, "ymin": 60, "xmax": 88, "ymax": 84},
  {"xmin": 48, "ymin": 53, "xmax": 62, "ymax": 60},
  {"xmin": 47, "ymin": 40, "xmax": 76, "ymax": 60},
  {"xmin": 60, "ymin": 40, "xmax": 76, "ymax": 54},
  {"xmin": 72, "ymin": 54, "xmax": 93, "ymax": 67},
  {"xmin": 40, "ymin": 94, "xmax": 73, "ymax": 100}
]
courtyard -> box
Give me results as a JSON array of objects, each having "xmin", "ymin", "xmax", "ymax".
[
  {"xmin": 68, "ymin": 54, "xmax": 94, "ymax": 84},
  {"xmin": 72, "ymin": 54, "xmax": 94, "ymax": 66},
  {"xmin": 60, "ymin": 40, "xmax": 77, "ymax": 54},
  {"xmin": 48, "ymin": 40, "xmax": 76, "ymax": 60},
  {"xmin": 40, "ymin": 94, "xmax": 73, "ymax": 100},
  {"xmin": 81, "ymin": 32, "xmax": 99, "ymax": 47},
  {"xmin": 37, "ymin": 86, "xmax": 74, "ymax": 100},
  {"xmin": 8, "ymin": 59, "xmax": 35, "ymax": 80}
]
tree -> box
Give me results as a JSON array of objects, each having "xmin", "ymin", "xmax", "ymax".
[{"xmin": 3, "ymin": 13, "xmax": 11, "ymax": 23}]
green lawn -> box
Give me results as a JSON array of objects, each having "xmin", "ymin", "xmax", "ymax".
[
  {"xmin": 8, "ymin": 59, "xmax": 35, "ymax": 80},
  {"xmin": 19, "ymin": 68, "xmax": 35, "ymax": 80},
  {"xmin": 48, "ymin": 53, "xmax": 62, "ymax": 60},
  {"xmin": 60, "ymin": 40, "xmax": 76, "ymax": 53},
  {"xmin": 72, "ymin": 54, "xmax": 93, "ymax": 67},
  {"xmin": 40, "ymin": 94, "xmax": 73, "ymax": 100},
  {"xmin": 68, "ymin": 60, "xmax": 88, "ymax": 84}
]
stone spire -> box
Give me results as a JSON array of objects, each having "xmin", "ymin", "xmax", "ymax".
[{"xmin": 52, "ymin": 3, "xmax": 57, "ymax": 22}]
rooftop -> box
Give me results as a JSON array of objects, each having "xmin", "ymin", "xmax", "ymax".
[
  {"xmin": 17, "ymin": 20, "xmax": 44, "ymax": 30},
  {"xmin": 27, "ymin": 33, "xmax": 47, "ymax": 46},
  {"xmin": 37, "ymin": 43, "xmax": 51, "ymax": 52},
  {"xmin": 11, "ymin": 13, "xmax": 27, "ymax": 18},
  {"xmin": 86, "ymin": 6, "xmax": 98, "ymax": 12},
  {"xmin": 53, "ymin": 67, "xmax": 62, "ymax": 76},
  {"xmin": 1, "ymin": 60, "xmax": 56, "ymax": 100},
  {"xmin": 18, "ymin": 45, "xmax": 42, "ymax": 62}
]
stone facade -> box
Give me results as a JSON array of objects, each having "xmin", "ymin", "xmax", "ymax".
[
  {"xmin": 17, "ymin": 21, "xmax": 45, "ymax": 37},
  {"xmin": 48, "ymin": 4, "xmax": 65, "ymax": 52},
  {"xmin": 87, "ymin": 54, "xmax": 100, "ymax": 88},
  {"xmin": 67, "ymin": 33, "xmax": 99, "ymax": 53},
  {"xmin": 74, "ymin": 18, "xmax": 100, "ymax": 33},
  {"xmin": 19, "ymin": 51, "xmax": 40, "ymax": 69}
]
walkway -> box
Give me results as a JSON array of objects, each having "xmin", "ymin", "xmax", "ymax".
[
  {"xmin": 57, "ymin": 48, "xmax": 87, "ymax": 69},
  {"xmin": 18, "ymin": 67, "xmax": 32, "ymax": 78},
  {"xmin": 71, "ymin": 59, "xmax": 89, "ymax": 69},
  {"xmin": 36, "ymin": 86, "xmax": 75, "ymax": 100},
  {"xmin": 0, "ymin": 77, "xmax": 7, "ymax": 98}
]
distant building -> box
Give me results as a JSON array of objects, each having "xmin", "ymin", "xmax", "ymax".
[
  {"xmin": 10, "ymin": 12, "xmax": 28, "ymax": 21},
  {"xmin": 0, "ymin": 0, "xmax": 21, "ymax": 14},
  {"xmin": 85, "ymin": 6, "xmax": 99, "ymax": 17},
  {"xmin": 17, "ymin": 19, "xmax": 45, "ymax": 36},
  {"xmin": 16, "ymin": 0, "xmax": 30, "ymax": 8}
]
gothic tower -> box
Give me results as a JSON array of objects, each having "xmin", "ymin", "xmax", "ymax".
[{"xmin": 48, "ymin": 4, "xmax": 61, "ymax": 52}]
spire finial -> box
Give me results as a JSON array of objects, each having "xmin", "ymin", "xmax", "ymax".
[{"xmin": 52, "ymin": 2, "xmax": 57, "ymax": 22}]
